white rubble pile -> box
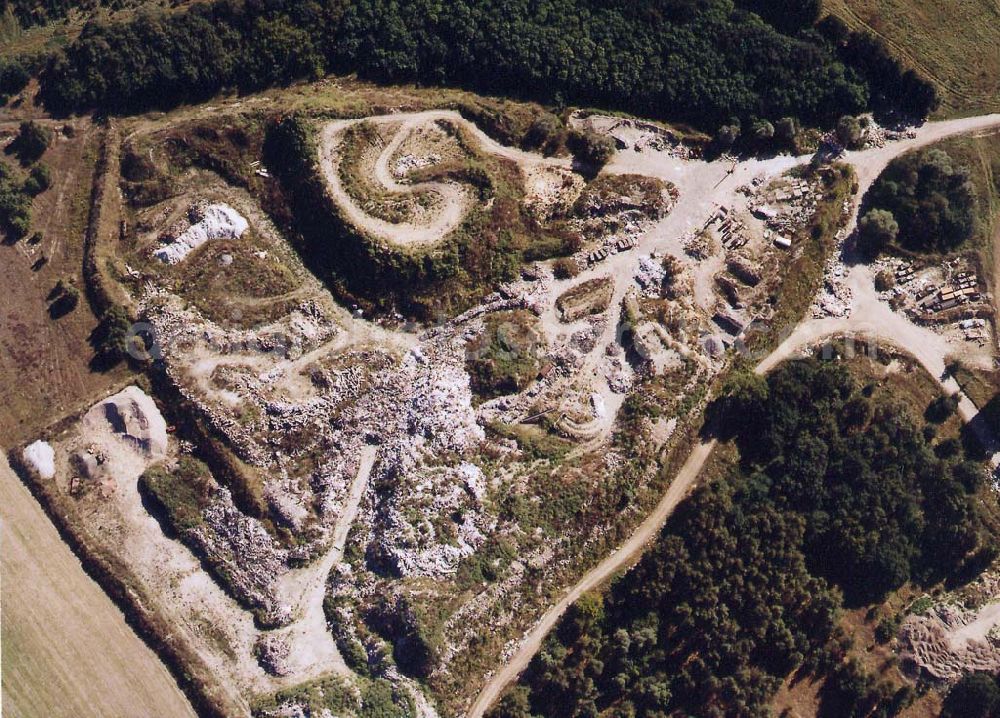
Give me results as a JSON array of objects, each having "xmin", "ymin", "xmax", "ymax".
[
  {"xmin": 603, "ymin": 353, "xmax": 635, "ymax": 394},
  {"xmin": 23, "ymin": 440, "xmax": 55, "ymax": 479},
  {"xmin": 634, "ymin": 254, "xmax": 666, "ymax": 297},
  {"xmin": 154, "ymin": 203, "xmax": 248, "ymax": 264},
  {"xmin": 394, "ymin": 153, "xmax": 440, "ymax": 178},
  {"xmin": 811, "ymin": 230, "xmax": 853, "ymax": 318}
]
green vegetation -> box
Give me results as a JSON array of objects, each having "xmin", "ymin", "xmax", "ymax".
[
  {"xmin": 90, "ymin": 305, "xmax": 132, "ymax": 365},
  {"xmin": 467, "ymin": 311, "xmax": 543, "ymax": 400},
  {"xmin": 863, "ymin": 149, "xmax": 977, "ymax": 255},
  {"xmin": 857, "ymin": 208, "xmax": 899, "ymax": 257},
  {"xmin": 264, "ymin": 114, "xmax": 576, "ymax": 319},
  {"xmin": 566, "ymin": 130, "xmax": 615, "ymax": 172},
  {"xmin": 139, "ymin": 457, "xmax": 216, "ymax": 532},
  {"xmin": 0, "ymin": 55, "xmax": 30, "ymax": 102},
  {"xmin": 17, "ymin": 120, "xmax": 51, "ymax": 156},
  {"xmin": 824, "ymin": 0, "xmax": 1000, "ymax": 117},
  {"xmin": 251, "ymin": 674, "xmax": 412, "ymax": 717},
  {"xmin": 499, "ymin": 358, "xmax": 993, "ymax": 718},
  {"xmin": 942, "ymin": 672, "xmax": 1000, "ymax": 718},
  {"xmin": 23, "ymin": 162, "xmax": 51, "ymax": 195},
  {"xmin": 0, "ymin": 158, "xmax": 32, "ymax": 239},
  {"xmin": 38, "ymin": 0, "xmax": 934, "ymax": 130},
  {"xmin": 9, "ymin": 120, "xmax": 52, "ymax": 165}
]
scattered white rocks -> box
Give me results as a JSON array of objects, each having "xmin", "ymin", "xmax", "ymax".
[
  {"xmin": 394, "ymin": 153, "xmax": 440, "ymax": 178},
  {"xmin": 634, "ymin": 255, "xmax": 666, "ymax": 296}
]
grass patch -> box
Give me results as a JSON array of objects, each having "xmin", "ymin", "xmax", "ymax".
[
  {"xmin": 487, "ymin": 421, "xmax": 572, "ymax": 462},
  {"xmin": 139, "ymin": 456, "xmax": 215, "ymax": 532},
  {"xmin": 466, "ymin": 310, "xmax": 543, "ymax": 400},
  {"xmin": 555, "ymin": 276, "xmax": 614, "ymax": 321}
]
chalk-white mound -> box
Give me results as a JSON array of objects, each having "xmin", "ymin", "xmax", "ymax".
[
  {"xmin": 154, "ymin": 204, "xmax": 248, "ymax": 264},
  {"xmin": 23, "ymin": 440, "xmax": 55, "ymax": 479},
  {"xmin": 85, "ymin": 386, "xmax": 168, "ymax": 459}
]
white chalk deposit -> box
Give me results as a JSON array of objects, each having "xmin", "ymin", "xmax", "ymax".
[
  {"xmin": 154, "ymin": 204, "xmax": 248, "ymax": 264},
  {"xmin": 23, "ymin": 440, "xmax": 55, "ymax": 479}
]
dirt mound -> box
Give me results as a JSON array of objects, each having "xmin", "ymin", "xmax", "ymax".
[
  {"xmin": 83, "ymin": 386, "xmax": 168, "ymax": 459},
  {"xmin": 22, "ymin": 440, "xmax": 55, "ymax": 479}
]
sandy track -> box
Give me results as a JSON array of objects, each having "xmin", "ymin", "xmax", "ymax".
[
  {"xmin": 0, "ymin": 458, "xmax": 196, "ymax": 718},
  {"xmin": 319, "ymin": 115, "xmax": 473, "ymax": 248},
  {"xmin": 274, "ymin": 445, "xmax": 378, "ymax": 681},
  {"xmin": 465, "ymin": 111, "xmax": 1000, "ymax": 717},
  {"xmin": 464, "ymin": 438, "xmax": 717, "ymax": 717}
]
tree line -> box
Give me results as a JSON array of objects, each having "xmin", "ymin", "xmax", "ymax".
[
  {"xmin": 35, "ymin": 0, "xmax": 936, "ymax": 131},
  {"xmin": 492, "ymin": 359, "xmax": 992, "ymax": 718}
]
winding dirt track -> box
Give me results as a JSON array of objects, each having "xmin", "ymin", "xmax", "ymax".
[
  {"xmin": 465, "ymin": 111, "xmax": 1000, "ymax": 718},
  {"xmin": 319, "ymin": 114, "xmax": 473, "ymax": 248}
]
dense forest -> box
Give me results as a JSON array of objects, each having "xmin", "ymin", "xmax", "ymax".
[
  {"xmin": 861, "ymin": 148, "xmax": 978, "ymax": 255},
  {"xmin": 35, "ymin": 0, "xmax": 935, "ymax": 129},
  {"xmin": 493, "ymin": 359, "xmax": 992, "ymax": 718}
]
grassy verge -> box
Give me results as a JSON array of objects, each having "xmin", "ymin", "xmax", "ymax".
[
  {"xmin": 746, "ymin": 163, "xmax": 856, "ymax": 354},
  {"xmin": 824, "ymin": 0, "xmax": 1000, "ymax": 118}
]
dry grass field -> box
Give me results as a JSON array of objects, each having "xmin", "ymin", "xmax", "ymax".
[
  {"xmin": 1, "ymin": 458, "xmax": 195, "ymax": 718},
  {"xmin": 824, "ymin": 0, "xmax": 1000, "ymax": 118},
  {"xmin": 0, "ymin": 120, "xmax": 130, "ymax": 446}
]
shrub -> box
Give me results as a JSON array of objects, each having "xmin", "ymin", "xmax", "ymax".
[
  {"xmin": 552, "ymin": 257, "xmax": 579, "ymax": 279},
  {"xmin": 568, "ymin": 129, "xmax": 615, "ymax": 170},
  {"xmin": 856, "ymin": 209, "xmax": 898, "ymax": 257},
  {"xmin": 836, "ymin": 115, "xmax": 864, "ymax": 149},
  {"xmin": 10, "ymin": 120, "xmax": 52, "ymax": 164},
  {"xmin": 522, "ymin": 112, "xmax": 563, "ymax": 153},
  {"xmin": 92, "ymin": 305, "xmax": 133, "ymax": 363},
  {"xmin": 776, "ymin": 116, "xmax": 800, "ymax": 143},
  {"xmin": 23, "ymin": 163, "xmax": 52, "ymax": 195},
  {"xmin": 715, "ymin": 123, "xmax": 741, "ymax": 147},
  {"xmin": 751, "ymin": 119, "xmax": 775, "ymax": 142}
]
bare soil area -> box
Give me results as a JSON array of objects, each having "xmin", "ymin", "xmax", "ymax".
[
  {"xmin": 0, "ymin": 121, "xmax": 130, "ymax": 446},
  {"xmin": 0, "ymin": 457, "xmax": 195, "ymax": 718}
]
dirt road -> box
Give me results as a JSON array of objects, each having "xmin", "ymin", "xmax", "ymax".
[
  {"xmin": 463, "ymin": 438, "xmax": 716, "ymax": 717},
  {"xmin": 318, "ymin": 116, "xmax": 473, "ymax": 248},
  {"xmin": 0, "ymin": 458, "xmax": 196, "ymax": 718},
  {"xmin": 465, "ymin": 111, "xmax": 1000, "ymax": 717},
  {"xmin": 275, "ymin": 445, "xmax": 378, "ymax": 681}
]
